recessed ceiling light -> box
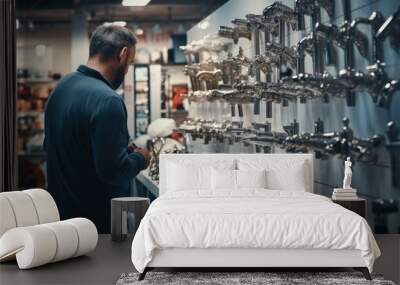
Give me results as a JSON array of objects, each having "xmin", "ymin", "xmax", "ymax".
[
  {"xmin": 199, "ymin": 20, "xmax": 209, "ymax": 30},
  {"xmin": 135, "ymin": 28, "xmax": 144, "ymax": 35},
  {"xmin": 113, "ymin": 21, "xmax": 127, "ymax": 26},
  {"xmin": 104, "ymin": 21, "xmax": 127, "ymax": 27},
  {"xmin": 122, "ymin": 0, "xmax": 151, "ymax": 6}
]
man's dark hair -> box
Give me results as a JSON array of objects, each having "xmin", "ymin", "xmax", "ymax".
[{"xmin": 89, "ymin": 24, "xmax": 137, "ymax": 62}]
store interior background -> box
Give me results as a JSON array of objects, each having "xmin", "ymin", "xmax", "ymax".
[
  {"xmin": 16, "ymin": 0, "xmax": 400, "ymax": 234},
  {"xmin": 16, "ymin": 0, "xmax": 227, "ymax": 188}
]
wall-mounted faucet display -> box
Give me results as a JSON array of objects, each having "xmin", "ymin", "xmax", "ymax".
[
  {"xmin": 181, "ymin": 1, "xmax": 400, "ymax": 191},
  {"xmin": 314, "ymin": 21, "xmax": 369, "ymax": 60},
  {"xmin": 177, "ymin": 117, "xmax": 383, "ymax": 165}
]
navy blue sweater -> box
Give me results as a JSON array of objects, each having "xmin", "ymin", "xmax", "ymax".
[{"xmin": 44, "ymin": 65, "xmax": 145, "ymax": 233}]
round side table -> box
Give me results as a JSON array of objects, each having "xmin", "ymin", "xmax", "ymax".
[{"xmin": 111, "ymin": 197, "xmax": 149, "ymax": 242}]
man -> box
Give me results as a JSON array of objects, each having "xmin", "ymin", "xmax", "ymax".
[{"xmin": 44, "ymin": 25, "xmax": 150, "ymax": 233}]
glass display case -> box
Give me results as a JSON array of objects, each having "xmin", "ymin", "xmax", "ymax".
[{"xmin": 134, "ymin": 65, "xmax": 151, "ymax": 137}]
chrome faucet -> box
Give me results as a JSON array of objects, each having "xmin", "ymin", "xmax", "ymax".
[
  {"xmin": 196, "ymin": 69, "xmax": 223, "ymax": 90},
  {"xmin": 296, "ymin": 32, "xmax": 323, "ymax": 73},
  {"xmin": 265, "ymin": 42, "xmax": 298, "ymax": 67},
  {"xmin": 296, "ymin": 33, "xmax": 317, "ymax": 57},
  {"xmin": 376, "ymin": 5, "xmax": 400, "ymax": 49},
  {"xmin": 351, "ymin": 11, "xmax": 385, "ymax": 61},
  {"xmin": 382, "ymin": 80, "xmax": 400, "ymax": 106},
  {"xmin": 315, "ymin": 21, "xmax": 369, "ymax": 59},
  {"xmin": 295, "ymin": 0, "xmax": 335, "ymax": 30},
  {"xmin": 219, "ymin": 20, "xmax": 252, "ymax": 44},
  {"xmin": 262, "ymin": 2, "xmax": 298, "ymax": 35},
  {"xmin": 249, "ymin": 54, "xmax": 279, "ymax": 77},
  {"xmin": 219, "ymin": 47, "xmax": 252, "ymax": 85},
  {"xmin": 283, "ymin": 72, "xmax": 349, "ymax": 100}
]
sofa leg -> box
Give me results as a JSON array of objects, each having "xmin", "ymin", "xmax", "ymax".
[
  {"xmin": 138, "ymin": 268, "xmax": 148, "ymax": 281},
  {"xmin": 354, "ymin": 267, "xmax": 371, "ymax": 280}
]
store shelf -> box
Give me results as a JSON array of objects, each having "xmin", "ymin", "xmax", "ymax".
[
  {"xmin": 161, "ymin": 63, "xmax": 186, "ymax": 67},
  {"xmin": 134, "ymin": 65, "xmax": 151, "ymax": 138},
  {"xmin": 18, "ymin": 129, "xmax": 44, "ymax": 135},
  {"xmin": 18, "ymin": 111, "xmax": 43, "ymax": 116},
  {"xmin": 17, "ymin": 78, "xmax": 56, "ymax": 84}
]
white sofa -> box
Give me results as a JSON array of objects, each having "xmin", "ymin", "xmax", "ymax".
[{"xmin": 0, "ymin": 188, "xmax": 98, "ymax": 269}]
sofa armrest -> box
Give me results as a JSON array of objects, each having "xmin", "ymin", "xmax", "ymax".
[{"xmin": 0, "ymin": 218, "xmax": 98, "ymax": 269}]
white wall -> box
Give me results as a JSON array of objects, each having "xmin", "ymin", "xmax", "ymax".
[
  {"xmin": 71, "ymin": 14, "xmax": 90, "ymax": 71},
  {"xmin": 17, "ymin": 25, "xmax": 71, "ymax": 76},
  {"xmin": 150, "ymin": 64, "xmax": 162, "ymax": 122}
]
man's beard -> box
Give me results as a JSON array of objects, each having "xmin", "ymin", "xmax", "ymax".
[{"xmin": 111, "ymin": 61, "xmax": 128, "ymax": 90}]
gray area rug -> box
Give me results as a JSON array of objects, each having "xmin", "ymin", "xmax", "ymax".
[{"xmin": 116, "ymin": 272, "xmax": 396, "ymax": 285}]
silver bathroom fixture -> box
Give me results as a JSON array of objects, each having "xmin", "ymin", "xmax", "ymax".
[
  {"xmin": 376, "ymin": 5, "xmax": 400, "ymax": 50},
  {"xmin": 295, "ymin": 0, "xmax": 335, "ymax": 31}
]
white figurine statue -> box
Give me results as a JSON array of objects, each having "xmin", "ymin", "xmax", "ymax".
[{"xmin": 343, "ymin": 157, "xmax": 353, "ymax": 189}]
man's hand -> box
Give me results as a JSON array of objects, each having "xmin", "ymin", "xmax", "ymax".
[
  {"xmin": 127, "ymin": 139, "xmax": 137, "ymax": 153},
  {"xmin": 134, "ymin": 147, "xmax": 151, "ymax": 169}
]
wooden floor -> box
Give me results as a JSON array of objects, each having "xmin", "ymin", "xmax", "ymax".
[{"xmin": 0, "ymin": 234, "xmax": 398, "ymax": 285}]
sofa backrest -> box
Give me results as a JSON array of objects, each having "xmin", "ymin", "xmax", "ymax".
[
  {"xmin": 0, "ymin": 189, "xmax": 60, "ymax": 237},
  {"xmin": 159, "ymin": 153, "xmax": 313, "ymax": 196}
]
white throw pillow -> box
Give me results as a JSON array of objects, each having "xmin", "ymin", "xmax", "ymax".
[
  {"xmin": 266, "ymin": 161, "xmax": 307, "ymax": 191},
  {"xmin": 165, "ymin": 158, "xmax": 236, "ymax": 193},
  {"xmin": 211, "ymin": 168, "xmax": 237, "ymax": 191},
  {"xmin": 167, "ymin": 162, "xmax": 211, "ymax": 191},
  {"xmin": 236, "ymin": 169, "xmax": 267, "ymax": 189},
  {"xmin": 238, "ymin": 159, "xmax": 308, "ymax": 191}
]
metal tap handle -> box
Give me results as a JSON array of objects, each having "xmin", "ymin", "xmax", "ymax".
[
  {"xmin": 349, "ymin": 26, "xmax": 369, "ymax": 58},
  {"xmin": 315, "ymin": 22, "xmax": 342, "ymax": 46},
  {"xmin": 351, "ymin": 11, "xmax": 385, "ymax": 31},
  {"xmin": 376, "ymin": 5, "xmax": 400, "ymax": 48},
  {"xmin": 384, "ymin": 80, "xmax": 400, "ymax": 96},
  {"xmin": 387, "ymin": 121, "xmax": 399, "ymax": 142}
]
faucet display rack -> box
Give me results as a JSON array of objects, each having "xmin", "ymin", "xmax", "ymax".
[
  {"xmin": 182, "ymin": 1, "xmax": 400, "ymax": 108},
  {"xmin": 180, "ymin": 0, "xmax": 400, "ymax": 186}
]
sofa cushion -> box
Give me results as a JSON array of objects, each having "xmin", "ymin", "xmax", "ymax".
[{"xmin": 0, "ymin": 218, "xmax": 97, "ymax": 269}]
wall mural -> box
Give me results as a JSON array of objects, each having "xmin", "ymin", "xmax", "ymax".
[{"xmin": 179, "ymin": 0, "xmax": 400, "ymax": 233}]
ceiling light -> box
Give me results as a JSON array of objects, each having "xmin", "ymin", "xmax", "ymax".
[
  {"xmin": 199, "ymin": 20, "xmax": 209, "ymax": 30},
  {"xmin": 135, "ymin": 28, "xmax": 144, "ymax": 35},
  {"xmin": 113, "ymin": 21, "xmax": 127, "ymax": 27},
  {"xmin": 122, "ymin": 0, "xmax": 151, "ymax": 6},
  {"xmin": 104, "ymin": 21, "xmax": 127, "ymax": 27}
]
